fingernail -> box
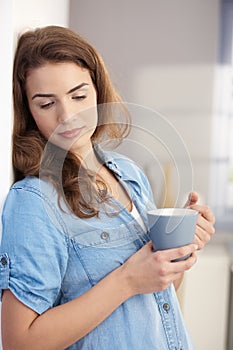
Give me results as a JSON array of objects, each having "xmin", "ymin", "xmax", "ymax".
[{"xmin": 194, "ymin": 244, "xmax": 198, "ymax": 250}]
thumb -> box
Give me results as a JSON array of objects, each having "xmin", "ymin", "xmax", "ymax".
[{"xmin": 184, "ymin": 191, "xmax": 199, "ymax": 208}]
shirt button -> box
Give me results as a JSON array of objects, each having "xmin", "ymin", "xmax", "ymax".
[
  {"xmin": 1, "ymin": 257, "xmax": 7, "ymax": 266},
  {"xmin": 101, "ymin": 232, "xmax": 109, "ymax": 240},
  {"xmin": 163, "ymin": 303, "xmax": 170, "ymax": 312}
]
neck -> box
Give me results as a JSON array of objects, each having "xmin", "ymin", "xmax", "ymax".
[{"xmin": 76, "ymin": 144, "xmax": 103, "ymax": 174}]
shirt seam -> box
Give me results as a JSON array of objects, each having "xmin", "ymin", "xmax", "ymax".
[{"xmin": 10, "ymin": 184, "xmax": 70, "ymax": 248}]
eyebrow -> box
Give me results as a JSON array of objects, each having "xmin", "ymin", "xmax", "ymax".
[{"xmin": 31, "ymin": 82, "xmax": 89, "ymax": 100}]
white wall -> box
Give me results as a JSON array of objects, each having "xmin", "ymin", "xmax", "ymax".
[
  {"xmin": 12, "ymin": 0, "xmax": 70, "ymax": 35},
  {"xmin": 0, "ymin": 1, "xmax": 69, "ymax": 348},
  {"xmin": 0, "ymin": 1, "xmax": 14, "ymax": 216}
]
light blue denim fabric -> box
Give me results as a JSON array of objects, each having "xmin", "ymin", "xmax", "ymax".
[{"xmin": 0, "ymin": 145, "xmax": 194, "ymax": 350}]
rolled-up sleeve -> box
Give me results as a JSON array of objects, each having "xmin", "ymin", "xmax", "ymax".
[{"xmin": 0, "ymin": 186, "xmax": 69, "ymax": 315}]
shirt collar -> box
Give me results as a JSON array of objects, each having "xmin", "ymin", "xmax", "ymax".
[
  {"xmin": 93, "ymin": 143, "xmax": 142, "ymax": 196},
  {"xmin": 93, "ymin": 142, "xmax": 125, "ymax": 178}
]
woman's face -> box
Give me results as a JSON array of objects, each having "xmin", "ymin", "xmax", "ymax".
[{"xmin": 26, "ymin": 62, "xmax": 98, "ymax": 158}]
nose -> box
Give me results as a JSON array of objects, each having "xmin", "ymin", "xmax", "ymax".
[{"xmin": 57, "ymin": 101, "xmax": 77, "ymax": 124}]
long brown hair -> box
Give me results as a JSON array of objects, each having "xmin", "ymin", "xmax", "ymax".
[{"xmin": 13, "ymin": 25, "xmax": 131, "ymax": 218}]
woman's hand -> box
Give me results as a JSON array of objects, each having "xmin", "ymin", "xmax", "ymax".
[
  {"xmin": 184, "ymin": 192, "xmax": 216, "ymax": 250},
  {"xmin": 122, "ymin": 241, "xmax": 198, "ymax": 296}
]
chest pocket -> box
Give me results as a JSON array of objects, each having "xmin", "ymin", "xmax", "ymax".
[{"xmin": 71, "ymin": 222, "xmax": 149, "ymax": 285}]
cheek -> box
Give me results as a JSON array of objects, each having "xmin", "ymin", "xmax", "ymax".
[
  {"xmin": 29, "ymin": 106, "xmax": 54, "ymax": 133},
  {"xmin": 91, "ymin": 108, "xmax": 98, "ymax": 127},
  {"xmin": 89, "ymin": 111, "xmax": 98, "ymax": 134},
  {"xmin": 80, "ymin": 105, "xmax": 98, "ymax": 128},
  {"xmin": 33, "ymin": 117, "xmax": 54, "ymax": 140}
]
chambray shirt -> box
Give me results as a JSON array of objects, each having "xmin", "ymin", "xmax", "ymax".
[{"xmin": 0, "ymin": 146, "xmax": 194, "ymax": 350}]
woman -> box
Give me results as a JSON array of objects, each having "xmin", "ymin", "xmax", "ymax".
[{"xmin": 0, "ymin": 26, "xmax": 215, "ymax": 349}]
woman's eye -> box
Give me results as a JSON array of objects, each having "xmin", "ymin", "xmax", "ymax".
[
  {"xmin": 40, "ymin": 101, "xmax": 54, "ymax": 109},
  {"xmin": 72, "ymin": 95, "xmax": 86, "ymax": 100}
]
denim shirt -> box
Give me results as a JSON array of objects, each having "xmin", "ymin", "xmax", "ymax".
[{"xmin": 0, "ymin": 146, "xmax": 194, "ymax": 350}]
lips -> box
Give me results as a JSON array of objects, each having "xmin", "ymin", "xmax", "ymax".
[{"xmin": 58, "ymin": 127, "xmax": 84, "ymax": 139}]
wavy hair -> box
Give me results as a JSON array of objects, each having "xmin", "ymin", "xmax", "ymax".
[{"xmin": 13, "ymin": 25, "xmax": 131, "ymax": 218}]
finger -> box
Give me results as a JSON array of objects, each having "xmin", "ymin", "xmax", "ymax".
[
  {"xmin": 154, "ymin": 243, "xmax": 198, "ymax": 263},
  {"xmin": 196, "ymin": 214, "xmax": 215, "ymax": 235},
  {"xmin": 169, "ymin": 252, "xmax": 197, "ymax": 275},
  {"xmin": 193, "ymin": 235, "xmax": 202, "ymax": 248},
  {"xmin": 184, "ymin": 191, "xmax": 199, "ymax": 208},
  {"xmin": 189, "ymin": 204, "xmax": 215, "ymax": 224},
  {"xmin": 194, "ymin": 226, "xmax": 211, "ymax": 249}
]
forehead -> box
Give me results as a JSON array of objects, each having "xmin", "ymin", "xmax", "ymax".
[{"xmin": 26, "ymin": 62, "xmax": 92, "ymax": 94}]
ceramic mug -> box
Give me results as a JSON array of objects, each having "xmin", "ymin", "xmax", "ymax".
[{"xmin": 147, "ymin": 208, "xmax": 198, "ymax": 261}]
